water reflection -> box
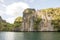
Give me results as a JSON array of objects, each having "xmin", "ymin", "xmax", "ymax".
[
  {"xmin": 40, "ymin": 32, "xmax": 53, "ymax": 40},
  {"xmin": 0, "ymin": 32, "xmax": 6, "ymax": 40},
  {"xmin": 14, "ymin": 32, "xmax": 24, "ymax": 40},
  {"xmin": 23, "ymin": 32, "xmax": 53, "ymax": 40},
  {"xmin": 24, "ymin": 32, "xmax": 41, "ymax": 40},
  {"xmin": 23, "ymin": 32, "xmax": 60, "ymax": 40},
  {"xmin": 5, "ymin": 32, "xmax": 14, "ymax": 40},
  {"xmin": 0, "ymin": 32, "xmax": 60, "ymax": 40}
]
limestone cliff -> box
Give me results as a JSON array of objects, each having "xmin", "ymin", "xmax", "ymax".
[{"xmin": 22, "ymin": 8, "xmax": 60, "ymax": 31}]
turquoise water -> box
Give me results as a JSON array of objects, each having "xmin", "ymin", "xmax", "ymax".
[{"xmin": 0, "ymin": 32, "xmax": 60, "ymax": 40}]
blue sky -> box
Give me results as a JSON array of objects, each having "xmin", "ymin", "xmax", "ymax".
[{"xmin": 0, "ymin": 0, "xmax": 60, "ymax": 23}]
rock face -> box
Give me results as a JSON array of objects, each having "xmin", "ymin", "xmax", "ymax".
[
  {"xmin": 37, "ymin": 10, "xmax": 54, "ymax": 31},
  {"xmin": 22, "ymin": 8, "xmax": 36, "ymax": 31},
  {"xmin": 0, "ymin": 16, "xmax": 6, "ymax": 23},
  {"xmin": 22, "ymin": 8, "xmax": 54, "ymax": 31}
]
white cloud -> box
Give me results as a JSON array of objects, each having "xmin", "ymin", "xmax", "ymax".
[
  {"xmin": 2, "ymin": 4, "xmax": 7, "ymax": 7},
  {"xmin": 0, "ymin": 1, "xmax": 29, "ymax": 24},
  {"xmin": 23, "ymin": 0, "xmax": 34, "ymax": 3},
  {"xmin": 5, "ymin": 2, "xmax": 29, "ymax": 23},
  {"xmin": 40, "ymin": 0, "xmax": 48, "ymax": 1},
  {"xmin": 0, "ymin": 10, "xmax": 4, "ymax": 15},
  {"xmin": 6, "ymin": 2, "xmax": 29, "ymax": 17},
  {"xmin": 29, "ymin": 0, "xmax": 34, "ymax": 2},
  {"xmin": 0, "ymin": 0, "xmax": 7, "ymax": 17},
  {"xmin": 0, "ymin": 0, "xmax": 6, "ymax": 7},
  {"xmin": 6, "ymin": 17, "xmax": 16, "ymax": 24},
  {"xmin": 0, "ymin": 0, "xmax": 4, "ymax": 2}
]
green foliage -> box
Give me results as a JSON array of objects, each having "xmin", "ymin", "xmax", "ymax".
[
  {"xmin": 23, "ymin": 8, "xmax": 35, "ymax": 14},
  {"xmin": 51, "ymin": 20, "xmax": 60, "ymax": 31},
  {"xmin": 0, "ymin": 16, "xmax": 22, "ymax": 31},
  {"xmin": 14, "ymin": 16, "xmax": 22, "ymax": 27},
  {"xmin": 13, "ymin": 17, "xmax": 22, "ymax": 31},
  {"xmin": 33, "ymin": 17, "xmax": 42, "ymax": 30},
  {"xmin": 2, "ymin": 23, "xmax": 13, "ymax": 31},
  {"xmin": 41, "ymin": 8, "xmax": 60, "ymax": 31}
]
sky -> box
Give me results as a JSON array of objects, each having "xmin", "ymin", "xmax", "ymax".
[{"xmin": 0, "ymin": 0, "xmax": 60, "ymax": 23}]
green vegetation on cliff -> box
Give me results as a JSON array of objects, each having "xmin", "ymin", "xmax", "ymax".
[
  {"xmin": 0, "ymin": 8, "xmax": 60, "ymax": 31},
  {"xmin": 41, "ymin": 8, "xmax": 60, "ymax": 31},
  {"xmin": 0, "ymin": 16, "xmax": 22, "ymax": 31},
  {"xmin": 13, "ymin": 17, "xmax": 22, "ymax": 31}
]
